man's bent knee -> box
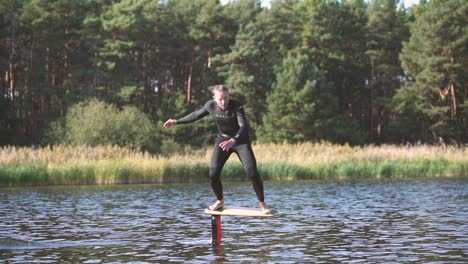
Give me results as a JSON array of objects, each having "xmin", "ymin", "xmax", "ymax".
[
  {"xmin": 245, "ymin": 166, "xmax": 261, "ymax": 180},
  {"xmin": 209, "ymin": 167, "xmax": 222, "ymax": 180}
]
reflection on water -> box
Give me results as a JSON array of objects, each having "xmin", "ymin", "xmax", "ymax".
[{"xmin": 0, "ymin": 179, "xmax": 467, "ymax": 263}]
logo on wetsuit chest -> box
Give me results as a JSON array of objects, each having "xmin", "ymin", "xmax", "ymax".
[{"xmin": 215, "ymin": 112, "xmax": 236, "ymax": 119}]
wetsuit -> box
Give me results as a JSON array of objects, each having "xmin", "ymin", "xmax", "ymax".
[{"xmin": 176, "ymin": 99, "xmax": 265, "ymax": 202}]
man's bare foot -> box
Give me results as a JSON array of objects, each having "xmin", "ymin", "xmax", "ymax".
[
  {"xmin": 259, "ymin": 202, "xmax": 271, "ymax": 214},
  {"xmin": 208, "ymin": 200, "xmax": 224, "ymax": 211}
]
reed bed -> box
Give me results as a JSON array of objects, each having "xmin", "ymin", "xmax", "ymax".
[
  {"xmin": 0, "ymin": 143, "xmax": 467, "ymax": 186},
  {"xmin": 0, "ymin": 145, "xmax": 208, "ymax": 186},
  {"xmin": 252, "ymin": 142, "xmax": 468, "ymax": 179}
]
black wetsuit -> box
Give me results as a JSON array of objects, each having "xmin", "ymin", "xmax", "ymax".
[{"xmin": 176, "ymin": 99, "xmax": 265, "ymax": 202}]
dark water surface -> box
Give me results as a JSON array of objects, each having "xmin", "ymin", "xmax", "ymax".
[{"xmin": 1, "ymin": 179, "xmax": 467, "ymax": 263}]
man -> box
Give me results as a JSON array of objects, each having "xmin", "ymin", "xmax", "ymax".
[{"xmin": 164, "ymin": 85, "xmax": 270, "ymax": 213}]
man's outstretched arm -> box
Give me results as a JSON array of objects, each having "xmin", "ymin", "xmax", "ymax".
[{"xmin": 163, "ymin": 107, "xmax": 209, "ymax": 129}]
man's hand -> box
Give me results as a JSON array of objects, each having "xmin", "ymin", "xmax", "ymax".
[
  {"xmin": 219, "ymin": 138, "xmax": 236, "ymax": 151},
  {"xmin": 163, "ymin": 119, "xmax": 177, "ymax": 128}
]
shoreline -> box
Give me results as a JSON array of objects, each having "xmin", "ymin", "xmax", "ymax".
[{"xmin": 1, "ymin": 143, "xmax": 467, "ymax": 187}]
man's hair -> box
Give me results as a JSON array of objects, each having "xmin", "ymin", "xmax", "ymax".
[{"xmin": 213, "ymin": 84, "xmax": 229, "ymax": 94}]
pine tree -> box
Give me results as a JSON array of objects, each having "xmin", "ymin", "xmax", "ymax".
[
  {"xmin": 257, "ymin": 0, "xmax": 302, "ymax": 56},
  {"xmin": 258, "ymin": 54, "xmax": 335, "ymax": 143},
  {"xmin": 396, "ymin": 0, "xmax": 468, "ymax": 142},
  {"xmin": 299, "ymin": 0, "xmax": 369, "ymax": 133},
  {"xmin": 0, "ymin": 0, "xmax": 20, "ymax": 144},
  {"xmin": 10, "ymin": 0, "xmax": 88, "ymax": 142},
  {"xmin": 222, "ymin": 0, "xmax": 262, "ymax": 27},
  {"xmin": 214, "ymin": 22, "xmax": 275, "ymax": 130},
  {"xmin": 366, "ymin": 0, "xmax": 408, "ymax": 143},
  {"xmin": 98, "ymin": 0, "xmax": 157, "ymax": 109}
]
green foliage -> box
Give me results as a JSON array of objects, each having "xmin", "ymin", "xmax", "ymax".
[
  {"xmin": 214, "ymin": 22, "xmax": 275, "ymax": 130},
  {"xmin": 114, "ymin": 86, "xmax": 144, "ymax": 106},
  {"xmin": 45, "ymin": 99, "xmax": 156, "ymax": 151},
  {"xmin": 366, "ymin": 0, "xmax": 409, "ymax": 142},
  {"xmin": 257, "ymin": 0, "xmax": 302, "ymax": 55},
  {"xmin": 215, "ymin": 22, "xmax": 261, "ymax": 94},
  {"xmin": 0, "ymin": 164, "xmax": 48, "ymax": 186},
  {"xmin": 155, "ymin": 91, "xmax": 216, "ymax": 151},
  {"xmin": 2, "ymin": 145, "xmax": 467, "ymax": 186},
  {"xmin": 259, "ymin": 54, "xmax": 320, "ymax": 143},
  {"xmin": 259, "ymin": 53, "xmax": 364, "ymax": 144},
  {"xmin": 397, "ymin": 0, "xmax": 468, "ymax": 142},
  {"xmin": 297, "ymin": 0, "xmax": 369, "ymax": 144},
  {"xmin": 97, "ymin": 0, "xmax": 158, "ymax": 96},
  {"xmin": 1, "ymin": 0, "xmax": 467, "ymax": 147},
  {"xmin": 222, "ymin": 0, "xmax": 262, "ymax": 27}
]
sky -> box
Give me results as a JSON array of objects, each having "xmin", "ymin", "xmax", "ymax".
[
  {"xmin": 221, "ymin": 0, "xmax": 421, "ymax": 8},
  {"xmin": 402, "ymin": 0, "xmax": 420, "ymax": 6}
]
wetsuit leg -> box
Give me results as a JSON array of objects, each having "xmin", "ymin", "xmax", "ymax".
[
  {"xmin": 209, "ymin": 145, "xmax": 232, "ymax": 200},
  {"xmin": 233, "ymin": 144, "xmax": 265, "ymax": 202}
]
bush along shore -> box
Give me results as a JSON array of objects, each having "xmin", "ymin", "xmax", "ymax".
[{"xmin": 0, "ymin": 143, "xmax": 467, "ymax": 186}]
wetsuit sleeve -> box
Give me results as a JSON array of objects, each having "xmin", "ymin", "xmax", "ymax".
[
  {"xmin": 233, "ymin": 104, "xmax": 248, "ymax": 140},
  {"xmin": 176, "ymin": 105, "xmax": 209, "ymax": 124}
]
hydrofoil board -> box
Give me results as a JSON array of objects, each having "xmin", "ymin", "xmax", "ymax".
[{"xmin": 204, "ymin": 206, "xmax": 276, "ymax": 217}]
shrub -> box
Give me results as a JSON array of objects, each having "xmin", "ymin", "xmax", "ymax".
[{"xmin": 45, "ymin": 99, "xmax": 156, "ymax": 151}]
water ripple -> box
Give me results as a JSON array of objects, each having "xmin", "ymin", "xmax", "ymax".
[{"xmin": 0, "ymin": 179, "xmax": 467, "ymax": 263}]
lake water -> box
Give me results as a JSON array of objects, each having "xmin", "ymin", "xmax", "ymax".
[{"xmin": 1, "ymin": 179, "xmax": 467, "ymax": 263}]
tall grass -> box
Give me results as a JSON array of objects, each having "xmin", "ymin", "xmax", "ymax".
[
  {"xmin": 0, "ymin": 143, "xmax": 467, "ymax": 186},
  {"xmin": 252, "ymin": 142, "xmax": 468, "ymax": 179},
  {"xmin": 0, "ymin": 145, "xmax": 209, "ymax": 186}
]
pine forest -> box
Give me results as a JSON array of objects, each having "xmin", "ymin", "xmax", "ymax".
[{"xmin": 1, "ymin": 0, "xmax": 467, "ymax": 153}]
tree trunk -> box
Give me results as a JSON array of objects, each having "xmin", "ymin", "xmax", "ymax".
[
  {"xmin": 369, "ymin": 58, "xmax": 380, "ymax": 143},
  {"xmin": 450, "ymin": 82, "xmax": 456, "ymax": 121},
  {"xmin": 8, "ymin": 29, "xmax": 15, "ymax": 102},
  {"xmin": 186, "ymin": 64, "xmax": 192, "ymax": 103}
]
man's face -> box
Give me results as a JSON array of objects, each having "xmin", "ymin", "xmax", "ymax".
[{"xmin": 213, "ymin": 90, "xmax": 229, "ymax": 110}]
